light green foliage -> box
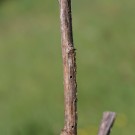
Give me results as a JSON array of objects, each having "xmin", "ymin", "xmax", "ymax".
[{"xmin": 0, "ymin": 0, "xmax": 135, "ymax": 134}]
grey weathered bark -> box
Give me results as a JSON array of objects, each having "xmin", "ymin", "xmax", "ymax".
[
  {"xmin": 59, "ymin": 0, "xmax": 77, "ymax": 135},
  {"xmin": 98, "ymin": 112, "xmax": 116, "ymax": 135}
]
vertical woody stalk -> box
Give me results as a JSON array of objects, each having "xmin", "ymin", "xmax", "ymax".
[{"xmin": 59, "ymin": 0, "xmax": 77, "ymax": 135}]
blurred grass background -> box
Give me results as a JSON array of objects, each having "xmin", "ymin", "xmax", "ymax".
[{"xmin": 0, "ymin": 0, "xmax": 135, "ymax": 134}]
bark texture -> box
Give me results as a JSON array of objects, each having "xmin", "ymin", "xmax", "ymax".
[
  {"xmin": 98, "ymin": 112, "xmax": 116, "ymax": 135},
  {"xmin": 59, "ymin": 0, "xmax": 77, "ymax": 135}
]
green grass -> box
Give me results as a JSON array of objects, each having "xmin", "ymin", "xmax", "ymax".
[{"xmin": 0, "ymin": 0, "xmax": 135, "ymax": 134}]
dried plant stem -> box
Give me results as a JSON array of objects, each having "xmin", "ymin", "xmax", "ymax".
[{"xmin": 59, "ymin": 0, "xmax": 77, "ymax": 135}]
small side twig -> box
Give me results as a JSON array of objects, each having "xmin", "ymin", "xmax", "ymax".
[{"xmin": 98, "ymin": 112, "xmax": 116, "ymax": 135}]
